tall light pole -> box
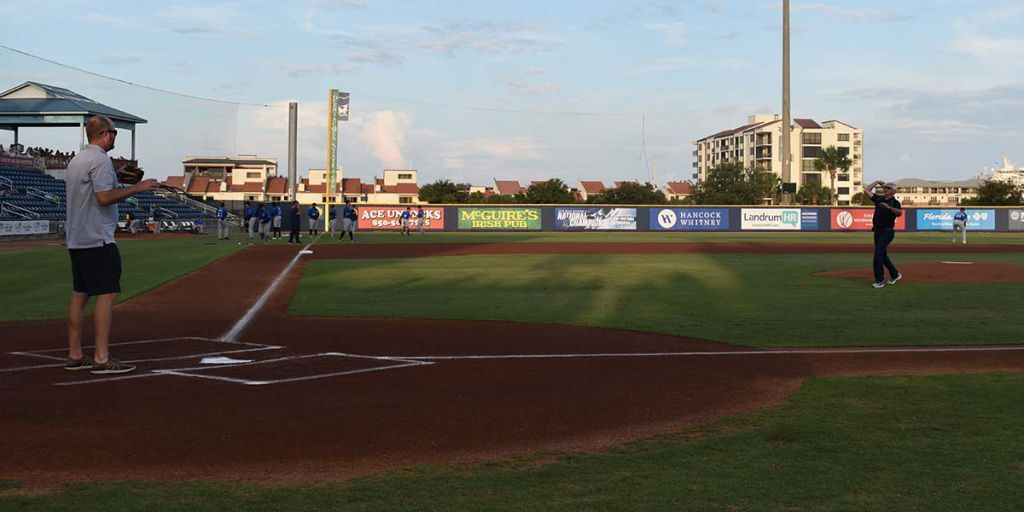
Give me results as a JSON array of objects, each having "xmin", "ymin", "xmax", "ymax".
[{"xmin": 781, "ymin": 0, "xmax": 792, "ymax": 192}]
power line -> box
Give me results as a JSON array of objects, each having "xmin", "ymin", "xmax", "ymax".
[
  {"xmin": 0, "ymin": 43, "xmax": 285, "ymax": 108},
  {"xmin": 1, "ymin": 43, "xmax": 773, "ymax": 118}
]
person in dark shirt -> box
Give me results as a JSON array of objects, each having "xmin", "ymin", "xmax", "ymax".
[
  {"xmin": 864, "ymin": 180, "xmax": 903, "ymax": 288},
  {"xmin": 288, "ymin": 201, "xmax": 302, "ymax": 244}
]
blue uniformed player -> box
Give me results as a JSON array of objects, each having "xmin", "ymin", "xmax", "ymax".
[
  {"xmin": 308, "ymin": 203, "xmax": 321, "ymax": 237},
  {"xmin": 952, "ymin": 207, "xmax": 968, "ymax": 244},
  {"xmin": 272, "ymin": 202, "xmax": 283, "ymax": 239},
  {"xmin": 416, "ymin": 205, "xmax": 426, "ymax": 235},
  {"xmin": 244, "ymin": 202, "xmax": 258, "ymax": 239},
  {"xmin": 216, "ymin": 202, "xmax": 229, "ymax": 240},
  {"xmin": 400, "ymin": 207, "xmax": 412, "ymax": 236}
]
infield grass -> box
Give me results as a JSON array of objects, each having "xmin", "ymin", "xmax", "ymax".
[
  {"xmin": 3, "ymin": 373, "xmax": 1021, "ymax": 511},
  {"xmin": 291, "ymin": 252, "xmax": 1024, "ymax": 347},
  {"xmin": 0, "ymin": 238, "xmax": 242, "ymax": 321}
]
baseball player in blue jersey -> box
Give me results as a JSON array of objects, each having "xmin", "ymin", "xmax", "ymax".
[
  {"xmin": 244, "ymin": 202, "xmax": 258, "ymax": 240},
  {"xmin": 258, "ymin": 203, "xmax": 272, "ymax": 241},
  {"xmin": 952, "ymin": 207, "xmax": 968, "ymax": 244},
  {"xmin": 328, "ymin": 205, "xmax": 338, "ymax": 238},
  {"xmin": 272, "ymin": 202, "xmax": 283, "ymax": 239},
  {"xmin": 416, "ymin": 205, "xmax": 425, "ymax": 235},
  {"xmin": 216, "ymin": 202, "xmax": 229, "ymax": 240},
  {"xmin": 400, "ymin": 207, "xmax": 412, "ymax": 236},
  {"xmin": 341, "ymin": 199, "xmax": 357, "ymax": 242},
  {"xmin": 308, "ymin": 203, "xmax": 321, "ymax": 237}
]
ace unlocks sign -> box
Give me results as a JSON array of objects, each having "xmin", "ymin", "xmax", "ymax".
[
  {"xmin": 458, "ymin": 208, "xmax": 541, "ymax": 230},
  {"xmin": 358, "ymin": 207, "xmax": 445, "ymax": 230}
]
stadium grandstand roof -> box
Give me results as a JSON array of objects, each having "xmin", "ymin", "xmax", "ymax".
[{"xmin": 0, "ymin": 81, "xmax": 146, "ymax": 127}]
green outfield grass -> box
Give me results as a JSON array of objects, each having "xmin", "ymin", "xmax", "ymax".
[
  {"xmin": 291, "ymin": 252, "xmax": 1024, "ymax": 347},
  {"xmin": 314, "ymin": 231, "xmax": 1024, "ymax": 244},
  {"xmin": 3, "ymin": 373, "xmax": 1021, "ymax": 511},
  {"xmin": 0, "ymin": 238, "xmax": 242, "ymax": 322}
]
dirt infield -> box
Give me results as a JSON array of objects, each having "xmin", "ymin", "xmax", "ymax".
[
  {"xmin": 816, "ymin": 261, "xmax": 1024, "ymax": 283},
  {"xmin": 2, "ymin": 241, "xmax": 1024, "ymax": 488}
]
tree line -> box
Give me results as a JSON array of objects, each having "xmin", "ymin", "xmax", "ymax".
[
  {"xmin": 419, "ymin": 152, "xmax": 1024, "ymax": 206},
  {"xmin": 418, "ymin": 179, "xmax": 673, "ymax": 205}
]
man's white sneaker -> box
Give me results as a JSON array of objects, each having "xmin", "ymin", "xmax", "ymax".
[
  {"xmin": 872, "ymin": 282, "xmax": 885, "ymax": 288},
  {"xmin": 887, "ymin": 273, "xmax": 902, "ymax": 285}
]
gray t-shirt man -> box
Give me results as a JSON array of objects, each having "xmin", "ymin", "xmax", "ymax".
[{"xmin": 66, "ymin": 144, "xmax": 118, "ymax": 249}]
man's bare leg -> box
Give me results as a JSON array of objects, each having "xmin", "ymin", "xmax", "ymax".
[
  {"xmin": 67, "ymin": 291, "xmax": 89, "ymax": 360},
  {"xmin": 91, "ymin": 293, "xmax": 119, "ymax": 364}
]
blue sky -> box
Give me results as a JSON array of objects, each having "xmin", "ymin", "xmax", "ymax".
[{"xmin": 2, "ymin": 0, "xmax": 1023, "ymax": 185}]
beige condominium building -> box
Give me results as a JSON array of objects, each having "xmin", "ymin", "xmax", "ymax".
[
  {"xmin": 694, "ymin": 114, "xmax": 863, "ymax": 204},
  {"xmin": 893, "ymin": 178, "xmax": 980, "ymax": 206}
]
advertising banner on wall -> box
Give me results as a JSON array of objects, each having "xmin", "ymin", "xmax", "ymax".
[
  {"xmin": 0, "ymin": 220, "xmax": 49, "ymax": 236},
  {"xmin": 357, "ymin": 207, "xmax": 444, "ymax": 231},
  {"xmin": 917, "ymin": 209, "xmax": 996, "ymax": 230},
  {"xmin": 650, "ymin": 208, "xmax": 729, "ymax": 231},
  {"xmin": 1010, "ymin": 210, "xmax": 1024, "ymax": 231},
  {"xmin": 740, "ymin": 208, "xmax": 802, "ymax": 230},
  {"xmin": 458, "ymin": 208, "xmax": 541, "ymax": 230},
  {"xmin": 831, "ymin": 208, "xmax": 907, "ymax": 230},
  {"xmin": 800, "ymin": 210, "xmax": 819, "ymax": 230},
  {"xmin": 554, "ymin": 207, "xmax": 636, "ymax": 230}
]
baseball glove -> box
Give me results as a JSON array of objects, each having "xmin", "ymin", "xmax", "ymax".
[{"xmin": 117, "ymin": 162, "xmax": 145, "ymax": 185}]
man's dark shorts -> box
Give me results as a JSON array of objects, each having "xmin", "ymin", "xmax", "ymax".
[{"xmin": 69, "ymin": 243, "xmax": 121, "ymax": 296}]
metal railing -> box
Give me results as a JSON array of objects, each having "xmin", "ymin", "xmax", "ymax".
[
  {"xmin": 0, "ymin": 201, "xmax": 41, "ymax": 219},
  {"xmin": 155, "ymin": 188, "xmax": 238, "ymax": 221}
]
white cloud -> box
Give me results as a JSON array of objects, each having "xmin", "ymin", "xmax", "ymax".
[
  {"xmin": 439, "ymin": 137, "xmax": 544, "ymax": 173},
  {"xmin": 888, "ymin": 118, "xmax": 993, "ymax": 138},
  {"xmin": 355, "ymin": 110, "xmax": 412, "ymax": 168},
  {"xmin": 627, "ymin": 57, "xmax": 748, "ymax": 75},
  {"xmin": 504, "ymin": 79, "xmax": 560, "ymax": 96},
  {"xmin": 306, "ymin": 0, "xmax": 366, "ymax": 9},
  {"xmin": 789, "ymin": 2, "xmax": 911, "ymax": 22},
  {"xmin": 646, "ymin": 21, "xmax": 688, "ymax": 46}
]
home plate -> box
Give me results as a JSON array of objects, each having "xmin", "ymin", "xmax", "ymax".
[
  {"xmin": 941, "ymin": 261, "xmax": 974, "ymax": 265},
  {"xmin": 200, "ymin": 357, "xmax": 253, "ymax": 364}
]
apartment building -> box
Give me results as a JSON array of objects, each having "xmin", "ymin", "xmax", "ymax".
[
  {"xmin": 694, "ymin": 114, "xmax": 863, "ymax": 204},
  {"xmin": 894, "ymin": 178, "xmax": 980, "ymax": 206}
]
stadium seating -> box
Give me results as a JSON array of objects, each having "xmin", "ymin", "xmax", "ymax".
[{"xmin": 0, "ymin": 165, "xmax": 214, "ymax": 230}]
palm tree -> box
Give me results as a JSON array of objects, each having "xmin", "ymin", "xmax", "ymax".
[{"xmin": 813, "ymin": 146, "xmax": 853, "ymax": 205}]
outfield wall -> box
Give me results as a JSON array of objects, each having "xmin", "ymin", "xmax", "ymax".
[{"xmin": 353, "ymin": 206, "xmax": 1024, "ymax": 233}]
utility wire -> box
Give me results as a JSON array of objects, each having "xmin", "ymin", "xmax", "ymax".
[
  {"xmin": 0, "ymin": 43, "xmax": 285, "ymax": 108},
  {"xmin": 2, "ymin": 43, "xmax": 773, "ymax": 118}
]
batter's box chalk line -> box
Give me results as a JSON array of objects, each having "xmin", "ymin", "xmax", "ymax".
[{"xmin": 58, "ymin": 351, "xmax": 433, "ymax": 387}]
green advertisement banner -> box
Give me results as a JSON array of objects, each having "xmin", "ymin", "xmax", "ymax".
[{"xmin": 458, "ymin": 208, "xmax": 541, "ymax": 230}]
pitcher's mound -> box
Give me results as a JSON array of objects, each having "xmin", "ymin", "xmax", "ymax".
[{"xmin": 815, "ymin": 262, "xmax": 1024, "ymax": 283}]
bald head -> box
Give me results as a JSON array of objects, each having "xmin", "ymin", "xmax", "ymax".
[{"xmin": 86, "ymin": 116, "xmax": 114, "ymax": 142}]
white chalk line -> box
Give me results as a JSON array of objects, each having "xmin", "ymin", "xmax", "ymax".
[
  {"xmin": 390, "ymin": 345, "xmax": 1024, "ymax": 361},
  {"xmin": 220, "ymin": 241, "xmax": 315, "ymax": 342},
  {"xmin": 58, "ymin": 351, "xmax": 433, "ymax": 387},
  {"xmin": 3, "ymin": 339, "xmax": 280, "ymax": 374}
]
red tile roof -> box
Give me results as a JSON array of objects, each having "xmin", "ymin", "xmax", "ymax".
[
  {"xmin": 380, "ymin": 183, "xmax": 420, "ymax": 194},
  {"xmin": 266, "ymin": 177, "xmax": 287, "ymax": 194},
  {"xmin": 206, "ymin": 180, "xmax": 223, "ymax": 194},
  {"xmin": 795, "ymin": 118, "xmax": 821, "ymax": 129},
  {"xmin": 360, "ymin": 184, "xmax": 375, "ymax": 194},
  {"xmin": 495, "ymin": 180, "xmax": 521, "ymax": 195},
  {"xmin": 242, "ymin": 181, "xmax": 264, "ymax": 193},
  {"xmin": 307, "ymin": 183, "xmax": 325, "ymax": 193},
  {"xmin": 579, "ymin": 181, "xmax": 607, "ymax": 194},
  {"xmin": 164, "ymin": 176, "xmax": 186, "ymax": 189},
  {"xmin": 614, "ymin": 181, "xmax": 637, "ymax": 188},
  {"xmin": 342, "ymin": 178, "xmax": 362, "ymax": 194},
  {"xmin": 665, "ymin": 181, "xmax": 694, "ymax": 195},
  {"xmin": 187, "ymin": 176, "xmax": 210, "ymax": 194}
]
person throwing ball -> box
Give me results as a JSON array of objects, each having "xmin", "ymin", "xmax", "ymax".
[
  {"xmin": 864, "ymin": 180, "xmax": 903, "ymax": 288},
  {"xmin": 953, "ymin": 207, "xmax": 968, "ymax": 244}
]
